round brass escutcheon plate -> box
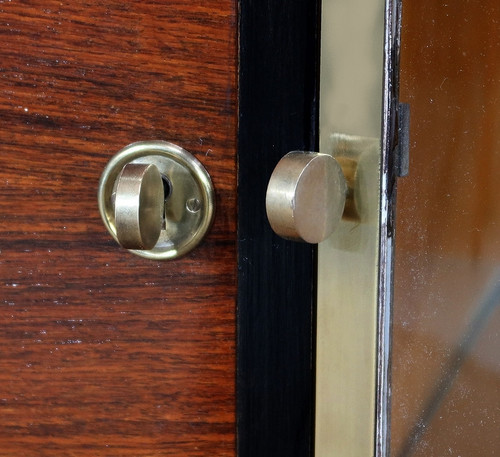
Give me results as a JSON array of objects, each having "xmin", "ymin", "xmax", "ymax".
[{"xmin": 98, "ymin": 141, "xmax": 215, "ymax": 260}]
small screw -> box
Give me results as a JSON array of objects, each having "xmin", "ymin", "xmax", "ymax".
[{"xmin": 186, "ymin": 198, "xmax": 202, "ymax": 213}]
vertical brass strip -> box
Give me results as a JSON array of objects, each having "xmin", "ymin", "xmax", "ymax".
[{"xmin": 316, "ymin": 0, "xmax": 386, "ymax": 456}]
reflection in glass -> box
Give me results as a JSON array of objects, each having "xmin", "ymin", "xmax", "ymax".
[{"xmin": 391, "ymin": 1, "xmax": 500, "ymax": 456}]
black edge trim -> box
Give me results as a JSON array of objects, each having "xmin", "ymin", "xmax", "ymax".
[{"xmin": 237, "ymin": 1, "xmax": 321, "ymax": 456}]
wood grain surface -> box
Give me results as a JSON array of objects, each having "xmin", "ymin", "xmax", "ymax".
[{"xmin": 0, "ymin": 1, "xmax": 237, "ymax": 456}]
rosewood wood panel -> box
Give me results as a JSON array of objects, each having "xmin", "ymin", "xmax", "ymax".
[{"xmin": 0, "ymin": 1, "xmax": 237, "ymax": 456}]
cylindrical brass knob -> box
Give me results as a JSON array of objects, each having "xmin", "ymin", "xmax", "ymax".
[
  {"xmin": 114, "ymin": 163, "xmax": 164, "ymax": 250},
  {"xmin": 266, "ymin": 151, "xmax": 347, "ymax": 243}
]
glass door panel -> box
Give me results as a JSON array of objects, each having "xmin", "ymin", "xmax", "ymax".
[{"xmin": 392, "ymin": 1, "xmax": 500, "ymax": 455}]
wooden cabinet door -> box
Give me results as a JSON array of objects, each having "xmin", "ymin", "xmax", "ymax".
[{"xmin": 0, "ymin": 2, "xmax": 237, "ymax": 455}]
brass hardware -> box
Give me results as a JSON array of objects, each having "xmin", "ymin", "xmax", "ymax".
[
  {"xmin": 114, "ymin": 163, "xmax": 164, "ymax": 250},
  {"xmin": 316, "ymin": 133, "xmax": 380, "ymax": 457},
  {"xmin": 330, "ymin": 133, "xmax": 380, "ymax": 223},
  {"xmin": 98, "ymin": 141, "xmax": 215, "ymax": 260},
  {"xmin": 266, "ymin": 152, "xmax": 347, "ymax": 243},
  {"xmin": 265, "ymin": 136, "xmax": 373, "ymax": 244},
  {"xmin": 315, "ymin": 0, "xmax": 385, "ymax": 454}
]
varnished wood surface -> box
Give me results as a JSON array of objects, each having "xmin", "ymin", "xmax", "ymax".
[{"xmin": 0, "ymin": 1, "xmax": 237, "ymax": 455}]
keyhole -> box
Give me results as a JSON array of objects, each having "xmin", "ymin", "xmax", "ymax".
[
  {"xmin": 162, "ymin": 175, "xmax": 172, "ymax": 200},
  {"xmin": 161, "ymin": 175, "xmax": 172, "ymax": 229}
]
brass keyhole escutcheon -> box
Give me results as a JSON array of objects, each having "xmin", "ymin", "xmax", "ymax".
[{"xmin": 98, "ymin": 141, "xmax": 215, "ymax": 260}]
